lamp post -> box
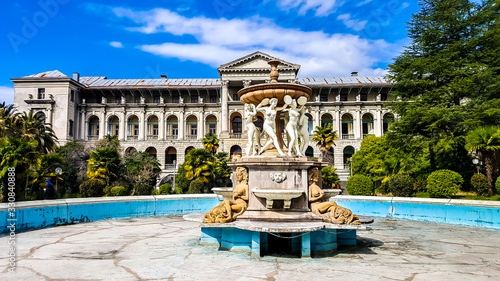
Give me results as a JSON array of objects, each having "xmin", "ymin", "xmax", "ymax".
[
  {"xmin": 472, "ymin": 158, "xmax": 480, "ymax": 174},
  {"xmin": 55, "ymin": 167, "xmax": 62, "ymax": 191}
]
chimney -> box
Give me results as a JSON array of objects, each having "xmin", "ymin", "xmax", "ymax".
[
  {"xmin": 160, "ymin": 75, "xmax": 167, "ymax": 79},
  {"xmin": 73, "ymin": 72, "xmax": 80, "ymax": 82},
  {"xmin": 351, "ymin": 72, "xmax": 358, "ymax": 77}
]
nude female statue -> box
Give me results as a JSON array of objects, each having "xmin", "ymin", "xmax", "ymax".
[
  {"xmin": 203, "ymin": 167, "xmax": 249, "ymax": 223},
  {"xmin": 244, "ymin": 103, "xmax": 261, "ymax": 156},
  {"xmin": 256, "ymin": 98, "xmax": 287, "ymax": 156},
  {"xmin": 298, "ymin": 105, "xmax": 310, "ymax": 155},
  {"xmin": 282, "ymin": 99, "xmax": 304, "ymax": 156}
]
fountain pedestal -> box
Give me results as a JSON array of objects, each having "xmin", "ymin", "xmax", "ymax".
[{"xmin": 229, "ymin": 156, "xmax": 326, "ymax": 221}]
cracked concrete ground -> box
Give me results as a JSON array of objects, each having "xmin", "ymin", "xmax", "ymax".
[{"xmin": 1, "ymin": 216, "xmax": 500, "ymax": 281}]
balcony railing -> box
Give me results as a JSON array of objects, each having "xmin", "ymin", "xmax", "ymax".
[
  {"xmin": 147, "ymin": 135, "xmax": 158, "ymax": 140},
  {"xmin": 185, "ymin": 135, "xmax": 197, "ymax": 140},
  {"xmin": 164, "ymin": 164, "xmax": 176, "ymax": 169},
  {"xmin": 127, "ymin": 135, "xmax": 138, "ymax": 141},
  {"xmin": 165, "ymin": 135, "xmax": 178, "ymax": 140},
  {"xmin": 87, "ymin": 135, "xmax": 98, "ymax": 141},
  {"xmin": 341, "ymin": 134, "xmax": 355, "ymax": 140},
  {"xmin": 229, "ymin": 133, "xmax": 242, "ymax": 139},
  {"xmin": 344, "ymin": 164, "xmax": 351, "ymax": 170}
]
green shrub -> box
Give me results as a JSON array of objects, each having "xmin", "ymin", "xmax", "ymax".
[
  {"xmin": 387, "ymin": 175, "xmax": 415, "ymax": 197},
  {"xmin": 426, "ymin": 169, "xmax": 463, "ymax": 198},
  {"xmin": 346, "ymin": 175, "xmax": 374, "ymax": 195},
  {"xmin": 321, "ymin": 166, "xmax": 340, "ymax": 188},
  {"xmin": 188, "ymin": 179, "xmax": 205, "ymax": 194},
  {"xmin": 79, "ymin": 179, "xmax": 106, "ymax": 197},
  {"xmin": 470, "ymin": 174, "xmax": 488, "ymax": 196},
  {"xmin": 133, "ymin": 183, "xmax": 154, "ymax": 195},
  {"xmin": 111, "ymin": 186, "xmax": 129, "ymax": 196},
  {"xmin": 159, "ymin": 183, "xmax": 173, "ymax": 195}
]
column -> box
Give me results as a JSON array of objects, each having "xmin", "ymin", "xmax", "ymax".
[
  {"xmin": 178, "ymin": 111, "xmax": 185, "ymax": 140},
  {"xmin": 354, "ymin": 109, "xmax": 362, "ymax": 139},
  {"xmin": 198, "ymin": 112, "xmax": 204, "ymax": 140},
  {"xmin": 159, "ymin": 110, "xmax": 165, "ymax": 141},
  {"xmin": 79, "ymin": 110, "xmax": 85, "ymax": 140},
  {"xmin": 139, "ymin": 111, "xmax": 146, "ymax": 141},
  {"xmin": 221, "ymin": 80, "xmax": 229, "ymax": 135},
  {"xmin": 375, "ymin": 109, "xmax": 382, "ymax": 137},
  {"xmin": 119, "ymin": 111, "xmax": 126, "ymax": 141},
  {"xmin": 314, "ymin": 109, "xmax": 320, "ymax": 128},
  {"xmin": 99, "ymin": 111, "xmax": 105, "ymax": 139},
  {"xmin": 334, "ymin": 110, "xmax": 341, "ymax": 135}
]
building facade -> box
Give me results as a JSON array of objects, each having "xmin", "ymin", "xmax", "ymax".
[{"xmin": 12, "ymin": 52, "xmax": 393, "ymax": 184}]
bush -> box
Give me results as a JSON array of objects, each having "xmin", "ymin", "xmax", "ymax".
[
  {"xmin": 321, "ymin": 166, "xmax": 340, "ymax": 188},
  {"xmin": 470, "ymin": 174, "xmax": 488, "ymax": 196},
  {"xmin": 79, "ymin": 179, "xmax": 106, "ymax": 197},
  {"xmin": 133, "ymin": 183, "xmax": 154, "ymax": 195},
  {"xmin": 346, "ymin": 175, "xmax": 374, "ymax": 195},
  {"xmin": 188, "ymin": 179, "xmax": 205, "ymax": 194},
  {"xmin": 426, "ymin": 169, "xmax": 463, "ymax": 198},
  {"xmin": 496, "ymin": 177, "xmax": 500, "ymax": 195},
  {"xmin": 111, "ymin": 186, "xmax": 129, "ymax": 196},
  {"xmin": 387, "ymin": 175, "xmax": 415, "ymax": 197},
  {"xmin": 159, "ymin": 183, "xmax": 173, "ymax": 195}
]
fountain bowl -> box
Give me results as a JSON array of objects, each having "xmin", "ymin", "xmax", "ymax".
[{"xmin": 238, "ymin": 83, "xmax": 312, "ymax": 106}]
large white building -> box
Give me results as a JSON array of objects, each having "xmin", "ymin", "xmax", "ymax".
[{"xmin": 12, "ymin": 52, "xmax": 394, "ymax": 184}]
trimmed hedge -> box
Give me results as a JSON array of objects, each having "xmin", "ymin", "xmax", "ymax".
[
  {"xmin": 188, "ymin": 179, "xmax": 205, "ymax": 194},
  {"xmin": 426, "ymin": 169, "xmax": 463, "ymax": 198},
  {"xmin": 346, "ymin": 175, "xmax": 374, "ymax": 195},
  {"xmin": 387, "ymin": 174, "xmax": 415, "ymax": 197},
  {"xmin": 496, "ymin": 177, "xmax": 500, "ymax": 195},
  {"xmin": 79, "ymin": 179, "xmax": 106, "ymax": 197},
  {"xmin": 471, "ymin": 174, "xmax": 488, "ymax": 196},
  {"xmin": 110, "ymin": 186, "xmax": 129, "ymax": 196}
]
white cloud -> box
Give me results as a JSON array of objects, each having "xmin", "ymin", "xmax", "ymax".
[
  {"xmin": 276, "ymin": 0, "xmax": 340, "ymax": 16},
  {"xmin": 110, "ymin": 41, "xmax": 124, "ymax": 48},
  {"xmin": 114, "ymin": 8, "xmax": 396, "ymax": 77},
  {"xmin": 356, "ymin": 0, "xmax": 373, "ymax": 6},
  {"xmin": 337, "ymin": 14, "xmax": 368, "ymax": 31},
  {"xmin": 0, "ymin": 86, "xmax": 15, "ymax": 104}
]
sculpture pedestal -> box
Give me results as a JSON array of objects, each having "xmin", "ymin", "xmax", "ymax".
[{"xmin": 228, "ymin": 156, "xmax": 327, "ymax": 221}]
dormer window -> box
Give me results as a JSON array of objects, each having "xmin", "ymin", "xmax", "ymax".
[{"xmin": 38, "ymin": 88, "xmax": 45, "ymax": 99}]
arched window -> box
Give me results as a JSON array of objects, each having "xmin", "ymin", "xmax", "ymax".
[
  {"xmin": 321, "ymin": 114, "xmax": 333, "ymax": 127},
  {"xmin": 230, "ymin": 145, "xmax": 242, "ymax": 160},
  {"xmin": 341, "ymin": 114, "xmax": 353, "ymax": 139},
  {"xmin": 165, "ymin": 147, "xmax": 177, "ymax": 166},
  {"xmin": 383, "ymin": 113, "xmax": 394, "ymax": 134},
  {"xmin": 166, "ymin": 115, "xmax": 178, "ymax": 139},
  {"xmin": 186, "ymin": 116, "xmax": 198, "ymax": 139},
  {"xmin": 254, "ymin": 116, "xmax": 264, "ymax": 131},
  {"xmin": 147, "ymin": 115, "xmax": 159, "ymax": 139},
  {"xmin": 125, "ymin": 147, "xmax": 137, "ymax": 156},
  {"xmin": 127, "ymin": 115, "xmax": 139, "ymax": 139},
  {"xmin": 205, "ymin": 115, "xmax": 217, "ymax": 135},
  {"xmin": 232, "ymin": 116, "xmax": 242, "ymax": 134},
  {"xmin": 88, "ymin": 116, "xmax": 100, "ymax": 139},
  {"xmin": 343, "ymin": 146, "xmax": 355, "ymax": 169},
  {"xmin": 146, "ymin": 147, "xmax": 157, "ymax": 159},
  {"xmin": 108, "ymin": 116, "xmax": 119, "ymax": 136},
  {"xmin": 362, "ymin": 114, "xmax": 374, "ymax": 137}
]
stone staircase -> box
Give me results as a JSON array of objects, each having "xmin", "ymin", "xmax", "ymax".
[{"xmin": 335, "ymin": 169, "xmax": 351, "ymax": 195}]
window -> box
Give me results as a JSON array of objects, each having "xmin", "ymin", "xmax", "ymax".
[
  {"xmin": 340, "ymin": 93, "xmax": 348, "ymax": 101},
  {"xmin": 147, "ymin": 116, "xmax": 159, "ymax": 136},
  {"xmin": 115, "ymin": 97, "xmax": 121, "ymax": 104},
  {"xmin": 153, "ymin": 96, "xmax": 161, "ymax": 104},
  {"xmin": 320, "ymin": 93, "xmax": 328, "ymax": 102},
  {"xmin": 38, "ymin": 88, "xmax": 45, "ymax": 99},
  {"xmin": 232, "ymin": 116, "xmax": 242, "ymax": 133},
  {"xmin": 69, "ymin": 120, "xmax": 74, "ymax": 137},
  {"xmin": 172, "ymin": 124, "xmax": 178, "ymax": 135},
  {"xmin": 108, "ymin": 116, "xmax": 119, "ymax": 136},
  {"xmin": 254, "ymin": 116, "xmax": 263, "ymax": 131},
  {"xmin": 172, "ymin": 94, "xmax": 179, "ymax": 103},
  {"xmin": 70, "ymin": 90, "xmax": 75, "ymax": 102},
  {"xmin": 88, "ymin": 116, "xmax": 99, "ymax": 136},
  {"xmin": 233, "ymin": 93, "xmax": 240, "ymax": 101},
  {"xmin": 134, "ymin": 97, "xmax": 141, "ymax": 104},
  {"xmin": 190, "ymin": 124, "xmax": 197, "ymax": 136},
  {"xmin": 360, "ymin": 93, "xmax": 368, "ymax": 101},
  {"xmin": 210, "ymin": 95, "xmax": 217, "ymax": 103},
  {"xmin": 208, "ymin": 124, "xmax": 216, "ymax": 134},
  {"xmin": 381, "ymin": 92, "xmax": 388, "ymax": 101},
  {"xmin": 191, "ymin": 96, "xmax": 198, "ymax": 104}
]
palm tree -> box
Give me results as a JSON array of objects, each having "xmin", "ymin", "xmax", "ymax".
[
  {"xmin": 465, "ymin": 126, "xmax": 500, "ymax": 196},
  {"xmin": 202, "ymin": 133, "xmax": 219, "ymax": 155},
  {"xmin": 183, "ymin": 148, "xmax": 214, "ymax": 184},
  {"xmin": 312, "ymin": 124, "xmax": 338, "ymax": 163},
  {"xmin": 16, "ymin": 111, "xmax": 58, "ymax": 154},
  {"xmin": 0, "ymin": 102, "xmax": 18, "ymax": 138}
]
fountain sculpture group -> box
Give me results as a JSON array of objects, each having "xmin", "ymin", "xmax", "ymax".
[{"xmin": 199, "ymin": 60, "xmax": 370, "ymax": 257}]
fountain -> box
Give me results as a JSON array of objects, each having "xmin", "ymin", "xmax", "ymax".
[{"xmin": 196, "ymin": 60, "xmax": 372, "ymax": 257}]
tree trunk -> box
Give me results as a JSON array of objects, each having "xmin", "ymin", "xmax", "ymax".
[{"xmin": 484, "ymin": 151, "xmax": 494, "ymax": 197}]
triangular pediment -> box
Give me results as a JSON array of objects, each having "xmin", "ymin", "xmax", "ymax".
[{"xmin": 218, "ymin": 51, "xmax": 300, "ymax": 73}]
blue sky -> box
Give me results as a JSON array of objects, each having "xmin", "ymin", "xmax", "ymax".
[{"xmin": 0, "ymin": 0, "xmax": 418, "ymax": 104}]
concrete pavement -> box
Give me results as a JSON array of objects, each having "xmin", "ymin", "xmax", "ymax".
[{"xmin": 1, "ymin": 215, "xmax": 499, "ymax": 280}]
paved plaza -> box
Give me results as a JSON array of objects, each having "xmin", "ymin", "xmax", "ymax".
[{"xmin": 1, "ymin": 215, "xmax": 499, "ymax": 280}]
